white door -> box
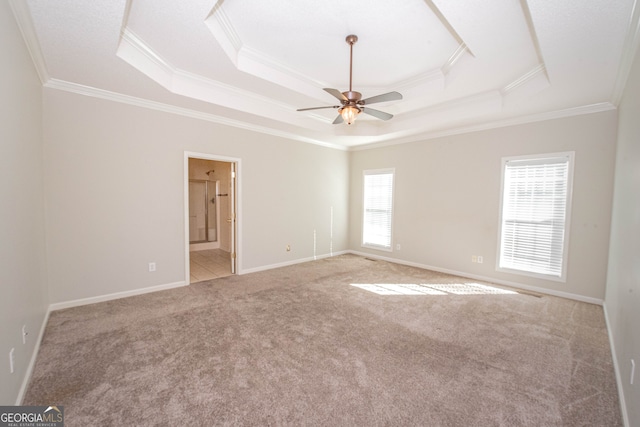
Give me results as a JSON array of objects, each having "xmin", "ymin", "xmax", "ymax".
[{"xmin": 229, "ymin": 163, "xmax": 236, "ymax": 274}]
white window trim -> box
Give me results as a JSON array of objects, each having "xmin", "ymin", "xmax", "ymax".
[
  {"xmin": 496, "ymin": 152, "xmax": 575, "ymax": 282},
  {"xmin": 362, "ymin": 168, "xmax": 395, "ymax": 252}
]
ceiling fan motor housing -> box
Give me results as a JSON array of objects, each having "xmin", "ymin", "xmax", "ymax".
[{"xmin": 343, "ymin": 91, "xmax": 362, "ymax": 104}]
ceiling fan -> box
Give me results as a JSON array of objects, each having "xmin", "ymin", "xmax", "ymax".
[{"xmin": 297, "ymin": 35, "xmax": 402, "ymax": 125}]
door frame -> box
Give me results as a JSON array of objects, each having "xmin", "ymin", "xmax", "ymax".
[{"xmin": 184, "ymin": 151, "xmax": 241, "ymax": 283}]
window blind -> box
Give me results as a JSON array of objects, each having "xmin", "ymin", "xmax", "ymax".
[
  {"xmin": 362, "ymin": 170, "xmax": 394, "ymax": 250},
  {"xmin": 499, "ymin": 155, "xmax": 571, "ymax": 278}
]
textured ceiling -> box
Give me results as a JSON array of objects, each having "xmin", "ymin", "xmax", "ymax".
[{"xmin": 12, "ymin": 0, "xmax": 639, "ymax": 149}]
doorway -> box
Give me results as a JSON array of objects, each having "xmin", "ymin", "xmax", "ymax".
[{"xmin": 184, "ymin": 153, "xmax": 239, "ymax": 284}]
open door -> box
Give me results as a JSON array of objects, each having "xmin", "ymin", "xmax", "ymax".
[{"xmin": 229, "ymin": 162, "xmax": 237, "ymax": 274}]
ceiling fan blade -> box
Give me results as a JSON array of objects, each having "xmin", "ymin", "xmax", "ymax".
[
  {"xmin": 360, "ymin": 91, "xmax": 403, "ymax": 105},
  {"xmin": 332, "ymin": 114, "xmax": 344, "ymax": 125},
  {"xmin": 297, "ymin": 106, "xmax": 339, "ymax": 112},
  {"xmin": 324, "ymin": 88, "xmax": 348, "ymax": 102},
  {"xmin": 362, "ymin": 107, "xmax": 393, "ymax": 121}
]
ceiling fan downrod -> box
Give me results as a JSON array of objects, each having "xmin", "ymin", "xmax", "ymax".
[
  {"xmin": 346, "ymin": 34, "xmax": 358, "ymax": 93},
  {"xmin": 342, "ymin": 34, "xmax": 361, "ymax": 124}
]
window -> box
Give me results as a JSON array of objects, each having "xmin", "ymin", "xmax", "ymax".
[
  {"xmin": 362, "ymin": 169, "xmax": 394, "ymax": 251},
  {"xmin": 497, "ymin": 153, "xmax": 574, "ymax": 281}
]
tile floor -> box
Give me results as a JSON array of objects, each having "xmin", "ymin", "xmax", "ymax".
[{"xmin": 190, "ymin": 249, "xmax": 232, "ymax": 283}]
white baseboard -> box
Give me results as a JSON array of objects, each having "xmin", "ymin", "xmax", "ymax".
[
  {"xmin": 17, "ymin": 280, "xmax": 186, "ymax": 404},
  {"xmin": 16, "ymin": 306, "xmax": 51, "ymax": 405},
  {"xmin": 49, "ymin": 280, "xmax": 188, "ymax": 311},
  {"xmin": 48, "ymin": 251, "xmax": 349, "ymax": 311},
  {"xmin": 239, "ymin": 251, "xmax": 349, "ymax": 275},
  {"xmin": 347, "ymin": 250, "xmax": 604, "ymax": 305},
  {"xmin": 603, "ymin": 303, "xmax": 629, "ymax": 427},
  {"xmin": 20, "ymin": 251, "xmax": 347, "ymax": 404}
]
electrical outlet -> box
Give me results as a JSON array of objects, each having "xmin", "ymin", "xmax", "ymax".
[
  {"xmin": 148, "ymin": 262, "xmax": 156, "ymax": 272},
  {"xmin": 286, "ymin": 245, "xmax": 291, "ymax": 252},
  {"xmin": 472, "ymin": 255, "xmax": 477, "ymax": 263},
  {"xmin": 9, "ymin": 348, "xmax": 15, "ymax": 374},
  {"xmin": 22, "ymin": 325, "xmax": 27, "ymax": 345},
  {"xmin": 477, "ymin": 256, "xmax": 483, "ymax": 264},
  {"xmin": 396, "ymin": 244, "xmax": 401, "ymax": 250}
]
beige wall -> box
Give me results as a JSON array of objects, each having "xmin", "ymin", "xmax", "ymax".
[
  {"xmin": 42, "ymin": 89, "xmax": 349, "ymax": 304},
  {"xmin": 0, "ymin": 2, "xmax": 48, "ymax": 404},
  {"xmin": 350, "ymin": 111, "xmax": 618, "ymax": 301},
  {"xmin": 605, "ymin": 43, "xmax": 640, "ymax": 426}
]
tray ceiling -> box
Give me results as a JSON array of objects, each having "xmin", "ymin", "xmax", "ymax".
[{"xmin": 11, "ymin": 0, "xmax": 639, "ymax": 149}]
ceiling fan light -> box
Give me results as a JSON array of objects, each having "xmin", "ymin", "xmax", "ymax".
[{"xmin": 341, "ymin": 106, "xmax": 360, "ymax": 125}]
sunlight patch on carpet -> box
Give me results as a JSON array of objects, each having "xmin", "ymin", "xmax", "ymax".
[{"xmin": 350, "ymin": 282, "xmax": 518, "ymax": 296}]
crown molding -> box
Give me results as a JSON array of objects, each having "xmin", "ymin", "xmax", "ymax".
[
  {"xmin": 240, "ymin": 45, "xmax": 328, "ymax": 89},
  {"xmin": 423, "ymin": 0, "xmax": 473, "ymax": 56},
  {"xmin": 8, "ymin": 0, "xmax": 49, "ymax": 84},
  {"xmin": 205, "ymin": 5, "xmax": 326, "ymax": 99},
  {"xmin": 350, "ymin": 102, "xmax": 617, "ymax": 151},
  {"xmin": 612, "ymin": 0, "xmax": 640, "ymax": 105},
  {"xmin": 205, "ymin": 1, "xmax": 242, "ymax": 64},
  {"xmin": 394, "ymin": 68, "xmax": 445, "ymax": 94},
  {"xmin": 117, "ymin": 28, "xmax": 313, "ymax": 125},
  {"xmin": 12, "ymin": 0, "xmax": 623, "ymax": 154},
  {"xmin": 119, "ymin": 28, "xmax": 175, "ymax": 85},
  {"xmin": 519, "ymin": 0, "xmax": 548, "ymax": 79},
  {"xmin": 502, "ymin": 64, "xmax": 547, "ymax": 95},
  {"xmin": 441, "ymin": 43, "xmax": 469, "ymax": 75},
  {"xmin": 40, "ymin": 77, "xmax": 616, "ymax": 154},
  {"xmin": 44, "ymin": 78, "xmax": 347, "ymax": 151},
  {"xmin": 204, "ymin": 1, "xmax": 464, "ymax": 99}
]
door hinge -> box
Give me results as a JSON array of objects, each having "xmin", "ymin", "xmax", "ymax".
[{"xmin": 231, "ymin": 252, "xmax": 236, "ymax": 259}]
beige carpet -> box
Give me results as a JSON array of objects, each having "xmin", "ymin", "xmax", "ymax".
[{"xmin": 24, "ymin": 254, "xmax": 621, "ymax": 426}]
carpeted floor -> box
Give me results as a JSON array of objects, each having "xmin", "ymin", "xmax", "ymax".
[{"xmin": 24, "ymin": 254, "xmax": 622, "ymax": 426}]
